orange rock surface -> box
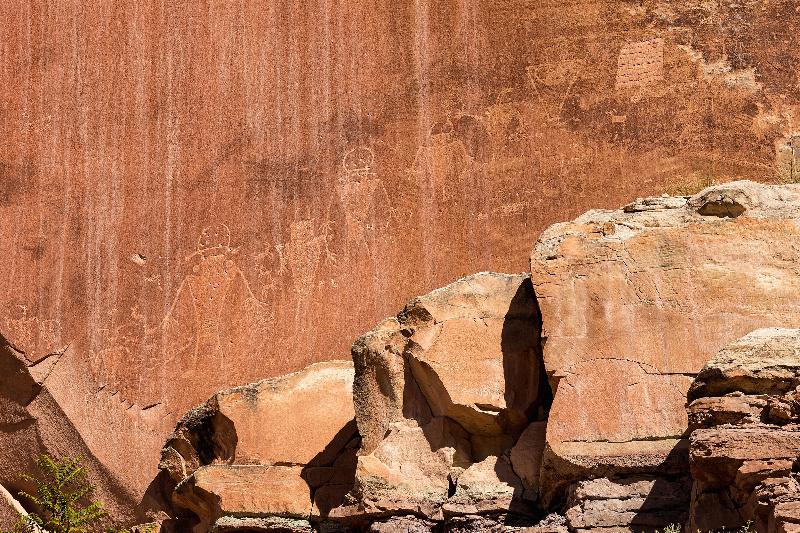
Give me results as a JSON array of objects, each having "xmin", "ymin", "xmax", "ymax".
[{"xmin": 2, "ymin": 0, "xmax": 800, "ymax": 505}]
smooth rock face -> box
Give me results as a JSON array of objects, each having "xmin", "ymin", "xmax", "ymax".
[
  {"xmin": 4, "ymin": 0, "xmax": 800, "ymax": 503},
  {"xmin": 160, "ymin": 361, "xmax": 357, "ymax": 531},
  {"xmin": 530, "ymin": 182, "xmax": 800, "ymax": 501},
  {"xmin": 687, "ymin": 329, "xmax": 800, "ymax": 533},
  {"xmin": 350, "ymin": 272, "xmax": 546, "ymax": 520}
]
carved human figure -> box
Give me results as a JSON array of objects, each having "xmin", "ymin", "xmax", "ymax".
[
  {"xmin": 160, "ymin": 224, "xmax": 271, "ymax": 376},
  {"xmin": 337, "ymin": 146, "xmax": 389, "ymax": 258}
]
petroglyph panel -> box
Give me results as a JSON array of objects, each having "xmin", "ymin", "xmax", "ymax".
[
  {"xmin": 1, "ymin": 0, "xmax": 799, "ymax": 504},
  {"xmin": 616, "ymin": 38, "xmax": 665, "ymax": 91}
]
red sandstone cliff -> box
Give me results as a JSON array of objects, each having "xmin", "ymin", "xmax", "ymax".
[{"xmin": 2, "ymin": 1, "xmax": 800, "ymax": 527}]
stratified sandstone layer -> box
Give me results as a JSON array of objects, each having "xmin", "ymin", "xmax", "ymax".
[
  {"xmin": 688, "ymin": 329, "xmax": 800, "ymax": 533},
  {"xmin": 3, "ymin": 1, "xmax": 800, "ymax": 502},
  {"xmin": 531, "ymin": 181, "xmax": 800, "ymax": 505}
]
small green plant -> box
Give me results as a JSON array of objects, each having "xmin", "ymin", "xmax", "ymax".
[{"xmin": 1, "ymin": 454, "xmax": 108, "ymax": 533}]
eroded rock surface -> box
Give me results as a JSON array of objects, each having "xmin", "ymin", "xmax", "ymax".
[
  {"xmin": 0, "ymin": 333, "xmax": 137, "ymax": 528},
  {"xmin": 349, "ymin": 272, "xmax": 548, "ymax": 522},
  {"xmin": 688, "ymin": 329, "xmax": 800, "ymax": 533},
  {"xmin": 160, "ymin": 361, "xmax": 357, "ymax": 532},
  {"xmin": 531, "ymin": 181, "xmax": 800, "ymax": 505}
]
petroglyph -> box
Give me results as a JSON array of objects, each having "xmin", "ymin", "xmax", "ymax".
[
  {"xmin": 485, "ymin": 95, "xmax": 529, "ymax": 158},
  {"xmin": 526, "ymin": 60, "xmax": 585, "ymax": 124},
  {"xmin": 409, "ymin": 118, "xmax": 476, "ymax": 203},
  {"xmin": 678, "ymin": 45, "xmax": 763, "ymax": 93},
  {"xmin": 615, "ymin": 38, "xmax": 664, "ymax": 91},
  {"xmin": 337, "ymin": 146, "xmax": 390, "ymax": 257},
  {"xmin": 2, "ymin": 305, "xmax": 62, "ymax": 362},
  {"xmin": 159, "ymin": 224, "xmax": 272, "ymax": 370}
]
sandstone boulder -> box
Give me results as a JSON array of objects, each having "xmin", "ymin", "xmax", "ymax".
[
  {"xmin": 687, "ymin": 329, "xmax": 800, "ymax": 533},
  {"xmin": 160, "ymin": 361, "xmax": 357, "ymax": 531},
  {"xmin": 689, "ymin": 328, "xmax": 800, "ymax": 401},
  {"xmin": 509, "ymin": 421, "xmax": 547, "ymax": 496},
  {"xmin": 350, "ymin": 272, "xmax": 547, "ymax": 520},
  {"xmin": 530, "ymin": 182, "xmax": 800, "ymax": 502}
]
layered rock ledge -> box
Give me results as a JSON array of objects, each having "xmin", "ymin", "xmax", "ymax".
[{"xmin": 141, "ymin": 181, "xmax": 800, "ymax": 532}]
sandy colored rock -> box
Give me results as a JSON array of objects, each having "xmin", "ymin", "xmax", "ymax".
[
  {"xmin": 531, "ymin": 182, "xmax": 800, "ymax": 501},
  {"xmin": 5, "ymin": 0, "xmax": 800, "ymax": 503},
  {"xmin": 212, "ymin": 516, "xmax": 313, "ymax": 533},
  {"xmin": 162, "ymin": 362, "xmax": 358, "ymax": 530},
  {"xmin": 354, "ymin": 272, "xmax": 542, "ymax": 443},
  {"xmin": 350, "ymin": 272, "xmax": 545, "ymax": 519},
  {"xmin": 564, "ymin": 477, "xmax": 689, "ymax": 531},
  {"xmin": 0, "ymin": 334, "xmax": 137, "ymax": 527},
  {"xmin": 445, "ymin": 455, "xmax": 523, "ymax": 516},
  {"xmin": 509, "ymin": 422, "xmax": 547, "ymax": 494},
  {"xmin": 368, "ymin": 515, "xmax": 437, "ymax": 532},
  {"xmin": 687, "ymin": 330, "xmax": 800, "ymax": 532},
  {"xmin": 539, "ymin": 357, "xmax": 693, "ymax": 505},
  {"xmin": 162, "ymin": 361, "xmax": 355, "ymax": 481},
  {"xmin": 354, "ymin": 418, "xmax": 472, "ymax": 518},
  {"xmin": 533, "ymin": 183, "xmax": 800, "ymax": 378},
  {"xmin": 689, "ymin": 328, "xmax": 800, "ymax": 401},
  {"xmin": 175, "ymin": 465, "xmax": 312, "ymax": 528}
]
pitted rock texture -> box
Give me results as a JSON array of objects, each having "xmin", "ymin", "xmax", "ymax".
[
  {"xmin": 687, "ymin": 329, "xmax": 800, "ymax": 533},
  {"xmin": 530, "ymin": 181, "xmax": 800, "ymax": 503},
  {"xmin": 5, "ymin": 1, "xmax": 800, "ymax": 502},
  {"xmin": 348, "ymin": 272, "xmax": 548, "ymax": 521},
  {"xmin": 160, "ymin": 361, "xmax": 358, "ymax": 532}
]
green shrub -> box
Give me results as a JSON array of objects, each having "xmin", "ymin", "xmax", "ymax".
[{"xmin": 1, "ymin": 454, "xmax": 111, "ymax": 533}]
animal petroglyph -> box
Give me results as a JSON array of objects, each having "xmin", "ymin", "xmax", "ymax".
[
  {"xmin": 526, "ymin": 60, "xmax": 585, "ymax": 125},
  {"xmin": 615, "ymin": 38, "xmax": 664, "ymax": 92}
]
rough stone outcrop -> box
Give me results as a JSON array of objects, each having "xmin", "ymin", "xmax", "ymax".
[
  {"xmin": 531, "ymin": 181, "xmax": 800, "ymax": 507},
  {"xmin": 0, "ymin": 333, "xmax": 137, "ymax": 528},
  {"xmin": 564, "ymin": 477, "xmax": 690, "ymax": 532},
  {"xmin": 347, "ymin": 272, "xmax": 548, "ymax": 522},
  {"xmin": 5, "ymin": 0, "xmax": 800, "ymax": 508},
  {"xmin": 159, "ymin": 361, "xmax": 357, "ymax": 532},
  {"xmin": 687, "ymin": 329, "xmax": 800, "ymax": 533},
  {"xmin": 154, "ymin": 181, "xmax": 800, "ymax": 531}
]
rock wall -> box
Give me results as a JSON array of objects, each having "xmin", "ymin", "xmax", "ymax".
[
  {"xmin": 3, "ymin": 1, "xmax": 800, "ymax": 503},
  {"xmin": 0, "ymin": 333, "xmax": 137, "ymax": 529},
  {"xmin": 110, "ymin": 181, "xmax": 800, "ymax": 533}
]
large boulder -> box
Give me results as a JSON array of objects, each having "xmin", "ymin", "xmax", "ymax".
[
  {"xmin": 687, "ymin": 329, "xmax": 800, "ymax": 533},
  {"xmin": 159, "ymin": 361, "xmax": 357, "ymax": 532},
  {"xmin": 530, "ymin": 181, "xmax": 800, "ymax": 503},
  {"xmin": 349, "ymin": 272, "xmax": 548, "ymax": 520}
]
